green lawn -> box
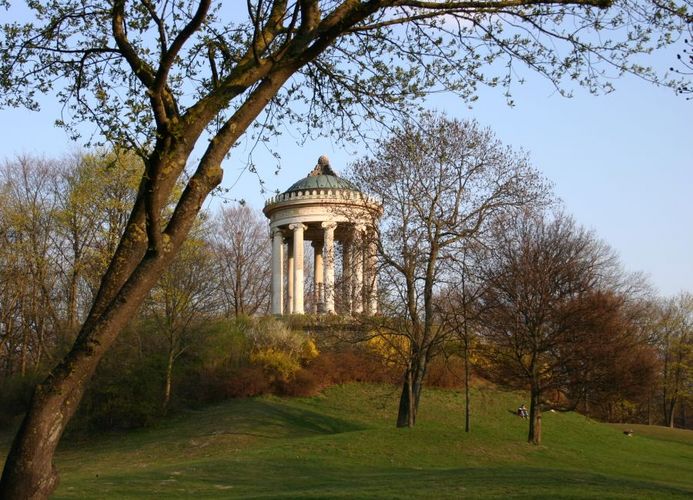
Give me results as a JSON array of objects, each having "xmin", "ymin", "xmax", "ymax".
[{"xmin": 1, "ymin": 383, "xmax": 691, "ymax": 498}]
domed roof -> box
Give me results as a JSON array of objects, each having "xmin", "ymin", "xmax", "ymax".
[{"xmin": 284, "ymin": 155, "xmax": 360, "ymax": 194}]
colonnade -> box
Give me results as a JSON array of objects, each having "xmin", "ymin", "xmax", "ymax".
[{"xmin": 271, "ymin": 222, "xmax": 377, "ymax": 315}]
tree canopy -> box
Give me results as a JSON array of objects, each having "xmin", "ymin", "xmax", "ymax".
[{"xmin": 1, "ymin": 0, "xmax": 689, "ymax": 151}]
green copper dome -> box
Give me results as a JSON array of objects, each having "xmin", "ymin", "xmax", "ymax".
[
  {"xmin": 285, "ymin": 174, "xmax": 359, "ymax": 193},
  {"xmin": 284, "ymin": 155, "xmax": 360, "ymax": 194}
]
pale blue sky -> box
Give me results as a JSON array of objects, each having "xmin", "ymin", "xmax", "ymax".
[{"xmin": 0, "ymin": 37, "xmax": 690, "ymax": 297}]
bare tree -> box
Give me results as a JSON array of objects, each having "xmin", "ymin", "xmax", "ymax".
[
  {"xmin": 0, "ymin": 158, "xmax": 61, "ymax": 376},
  {"xmin": 51, "ymin": 151, "xmax": 140, "ymax": 333},
  {"xmin": 477, "ymin": 210, "xmax": 635, "ymax": 444},
  {"xmin": 437, "ymin": 244, "xmax": 487, "ymax": 433},
  {"xmin": 350, "ymin": 114, "xmax": 549, "ymax": 427},
  {"xmin": 213, "ymin": 204, "xmax": 271, "ymax": 317},
  {"xmin": 0, "ymin": 153, "xmax": 140, "ymax": 377},
  {"xmin": 144, "ymin": 220, "xmax": 220, "ymax": 413},
  {"xmin": 0, "ymin": 1, "xmax": 688, "ymax": 496}
]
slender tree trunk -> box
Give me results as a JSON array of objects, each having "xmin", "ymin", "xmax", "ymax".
[
  {"xmin": 464, "ymin": 339, "xmax": 470, "ymax": 433},
  {"xmin": 396, "ymin": 355, "xmax": 428, "ymax": 428},
  {"xmin": 528, "ymin": 386, "xmax": 542, "ymax": 445},
  {"xmin": 67, "ymin": 268, "xmax": 79, "ymax": 331},
  {"xmin": 408, "ymin": 370, "xmax": 415, "ymax": 427},
  {"xmin": 19, "ymin": 327, "xmax": 28, "ymax": 377},
  {"xmin": 667, "ymin": 398, "xmax": 677, "ymax": 428},
  {"xmin": 163, "ymin": 344, "xmax": 175, "ymax": 414}
]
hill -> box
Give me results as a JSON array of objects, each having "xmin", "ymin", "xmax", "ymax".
[{"xmin": 1, "ymin": 383, "xmax": 691, "ymax": 498}]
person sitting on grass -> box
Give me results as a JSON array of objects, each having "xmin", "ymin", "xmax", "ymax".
[{"xmin": 517, "ymin": 404, "xmax": 528, "ymax": 418}]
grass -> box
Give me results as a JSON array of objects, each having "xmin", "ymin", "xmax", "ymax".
[{"xmin": 1, "ymin": 383, "xmax": 691, "ymax": 498}]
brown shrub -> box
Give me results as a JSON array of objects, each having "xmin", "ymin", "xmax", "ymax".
[
  {"xmin": 307, "ymin": 348, "xmax": 399, "ymax": 386},
  {"xmin": 275, "ymin": 368, "xmax": 321, "ymax": 397},
  {"xmin": 224, "ymin": 366, "xmax": 272, "ymax": 398},
  {"xmin": 425, "ymin": 357, "xmax": 466, "ymax": 389}
]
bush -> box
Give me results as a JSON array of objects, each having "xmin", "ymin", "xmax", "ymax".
[
  {"xmin": 425, "ymin": 357, "xmax": 466, "ymax": 389},
  {"xmin": 0, "ymin": 372, "xmax": 43, "ymax": 429},
  {"xmin": 246, "ymin": 316, "xmax": 318, "ymax": 382},
  {"xmin": 224, "ymin": 366, "xmax": 272, "ymax": 398},
  {"xmin": 75, "ymin": 356, "xmax": 163, "ymax": 431},
  {"xmin": 307, "ymin": 348, "xmax": 399, "ymax": 387},
  {"xmin": 275, "ymin": 368, "xmax": 321, "ymax": 397}
]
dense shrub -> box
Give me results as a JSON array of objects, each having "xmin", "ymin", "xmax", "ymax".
[
  {"xmin": 224, "ymin": 366, "xmax": 273, "ymax": 398},
  {"xmin": 77, "ymin": 361, "xmax": 163, "ymax": 430},
  {"xmin": 0, "ymin": 372, "xmax": 44, "ymax": 429},
  {"xmin": 1, "ymin": 316, "xmax": 471, "ymax": 434}
]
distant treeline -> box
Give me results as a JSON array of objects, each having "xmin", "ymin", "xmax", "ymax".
[{"xmin": 0, "ymin": 153, "xmax": 690, "ymax": 433}]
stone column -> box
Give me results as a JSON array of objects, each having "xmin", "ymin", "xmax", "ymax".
[
  {"xmin": 290, "ymin": 223, "xmax": 307, "ymax": 314},
  {"xmin": 342, "ymin": 238, "xmax": 352, "ymax": 314},
  {"xmin": 352, "ymin": 225, "xmax": 365, "ymax": 314},
  {"xmin": 286, "ymin": 239, "xmax": 294, "ymax": 314},
  {"xmin": 321, "ymin": 222, "xmax": 337, "ymax": 314},
  {"xmin": 271, "ymin": 228, "xmax": 284, "ymax": 315},
  {"xmin": 312, "ymin": 240, "xmax": 324, "ymax": 313},
  {"xmin": 367, "ymin": 230, "xmax": 378, "ymax": 315}
]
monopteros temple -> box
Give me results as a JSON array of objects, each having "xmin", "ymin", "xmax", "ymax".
[{"xmin": 263, "ymin": 156, "xmax": 382, "ymax": 315}]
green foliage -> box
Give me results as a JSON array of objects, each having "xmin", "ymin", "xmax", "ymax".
[
  {"xmin": 192, "ymin": 317, "xmax": 252, "ymax": 371},
  {"xmin": 71, "ymin": 324, "xmax": 165, "ymax": 432},
  {"xmin": 76, "ymin": 362, "xmax": 163, "ymax": 431}
]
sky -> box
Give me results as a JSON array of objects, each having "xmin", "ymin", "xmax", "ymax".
[{"xmin": 0, "ymin": 17, "xmax": 690, "ymax": 298}]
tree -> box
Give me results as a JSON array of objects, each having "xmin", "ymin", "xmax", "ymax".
[
  {"xmin": 350, "ymin": 114, "xmax": 549, "ymax": 427},
  {"xmin": 671, "ymin": 24, "xmax": 693, "ymax": 97},
  {"xmin": 0, "ymin": 152, "xmax": 140, "ymax": 378},
  {"xmin": 51, "ymin": 151, "xmax": 141, "ymax": 333},
  {"xmin": 576, "ymin": 296, "xmax": 660, "ymax": 424},
  {"xmin": 0, "ymin": 158, "xmax": 62, "ymax": 377},
  {"xmin": 0, "ymin": 1, "xmax": 688, "ymax": 496},
  {"xmin": 653, "ymin": 293, "xmax": 692, "ymax": 427},
  {"xmin": 477, "ymin": 210, "xmax": 636, "ymax": 444},
  {"xmin": 213, "ymin": 205, "xmax": 271, "ymax": 317},
  {"xmin": 438, "ymin": 244, "xmax": 487, "ymax": 433},
  {"xmin": 143, "ymin": 220, "xmax": 220, "ymax": 413}
]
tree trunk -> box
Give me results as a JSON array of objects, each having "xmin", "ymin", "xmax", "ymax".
[
  {"xmin": 397, "ymin": 367, "xmax": 414, "ymax": 427},
  {"xmin": 667, "ymin": 398, "xmax": 677, "ymax": 428},
  {"xmin": 396, "ymin": 355, "xmax": 427, "ymax": 428},
  {"xmin": 1, "ymin": 327, "xmax": 140, "ymax": 497},
  {"xmin": 163, "ymin": 343, "xmax": 175, "ymax": 414},
  {"xmin": 19, "ymin": 327, "xmax": 28, "ymax": 377},
  {"xmin": 528, "ymin": 386, "xmax": 542, "ymax": 445},
  {"xmin": 67, "ymin": 267, "xmax": 80, "ymax": 331},
  {"xmin": 464, "ymin": 339, "xmax": 470, "ymax": 433},
  {"xmin": 0, "ymin": 250, "xmax": 173, "ymax": 499}
]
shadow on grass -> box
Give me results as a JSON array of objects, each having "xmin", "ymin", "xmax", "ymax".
[
  {"xmin": 250, "ymin": 400, "xmax": 365, "ymax": 436},
  {"xmin": 55, "ymin": 396, "xmax": 367, "ymax": 454},
  {"xmin": 54, "ymin": 460, "xmax": 693, "ymax": 499}
]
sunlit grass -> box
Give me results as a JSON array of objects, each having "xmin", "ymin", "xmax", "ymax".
[{"xmin": 1, "ymin": 383, "xmax": 691, "ymax": 498}]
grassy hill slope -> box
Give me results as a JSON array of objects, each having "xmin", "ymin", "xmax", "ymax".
[{"xmin": 1, "ymin": 383, "xmax": 691, "ymax": 498}]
